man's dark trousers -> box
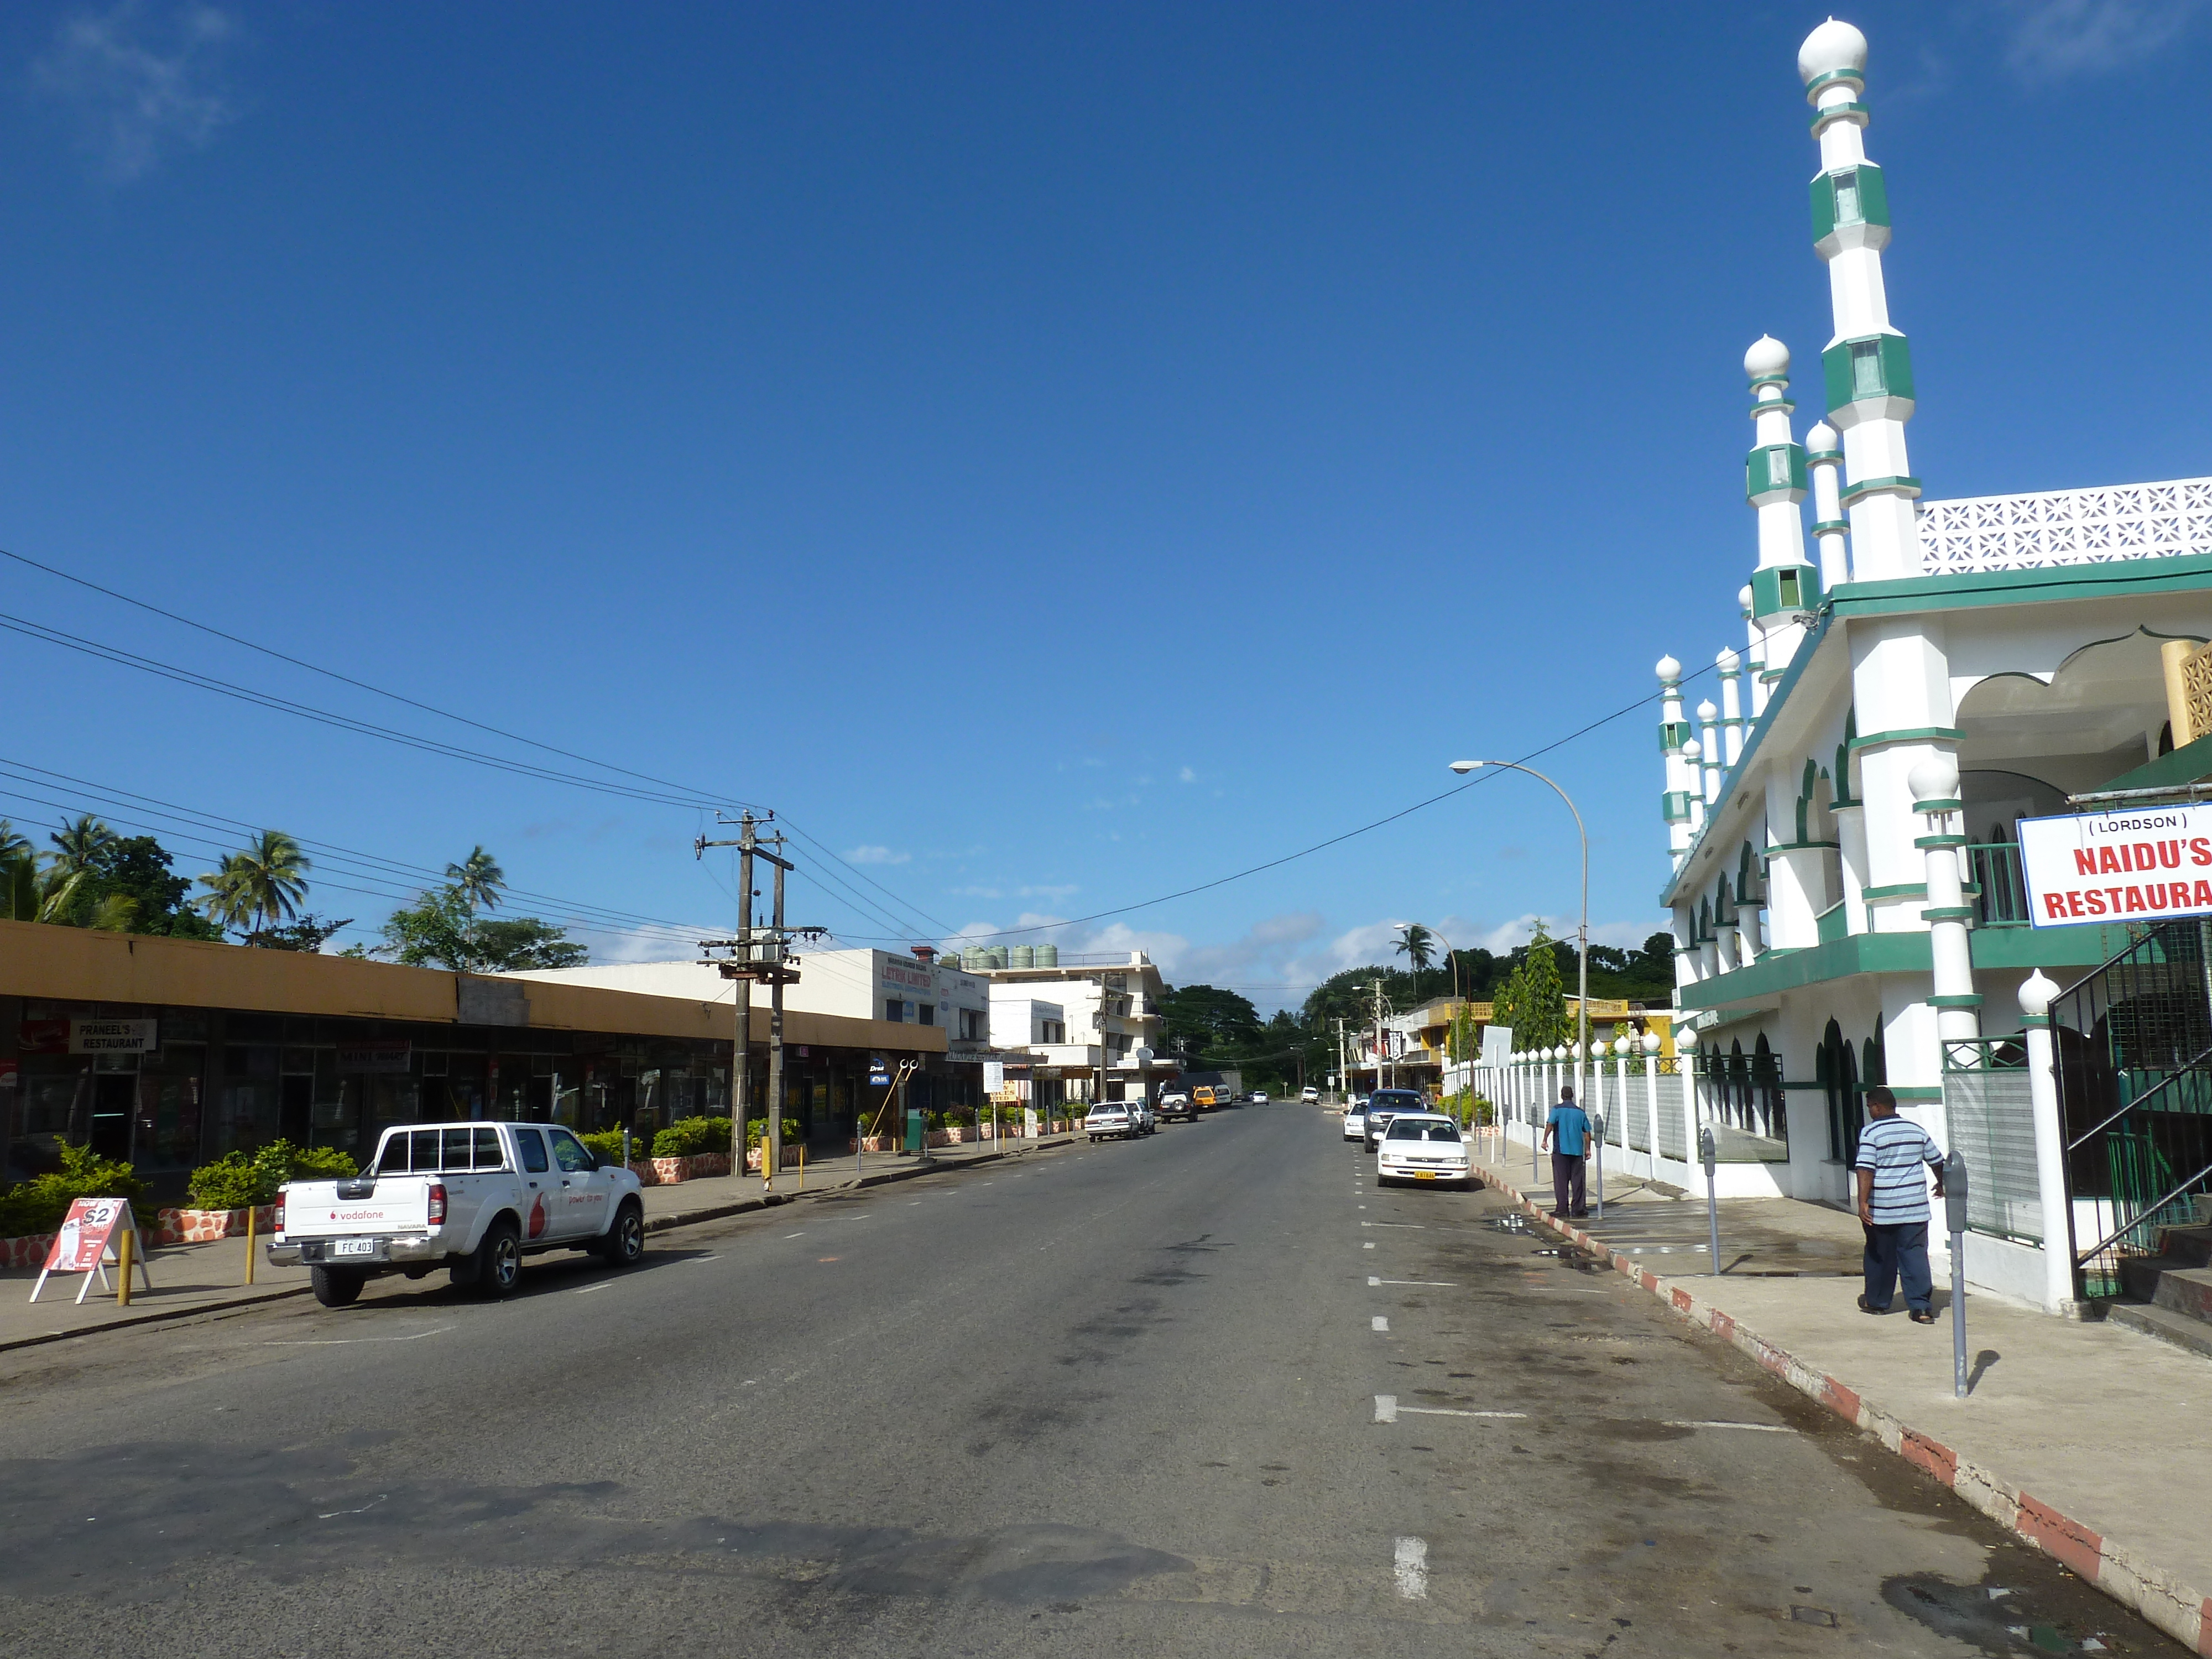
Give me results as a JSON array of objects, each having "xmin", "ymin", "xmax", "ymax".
[
  {"xmin": 1551, "ymin": 1152, "xmax": 1586, "ymax": 1217},
  {"xmin": 1862, "ymin": 1219, "xmax": 1933, "ymax": 1313}
]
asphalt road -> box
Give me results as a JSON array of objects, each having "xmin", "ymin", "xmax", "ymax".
[{"xmin": 0, "ymin": 1105, "xmax": 2177, "ymax": 1657}]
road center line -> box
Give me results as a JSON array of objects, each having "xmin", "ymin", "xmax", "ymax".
[
  {"xmin": 268, "ymin": 1326, "xmax": 455, "ymax": 1347},
  {"xmin": 1661, "ymin": 1420, "xmax": 1797, "ymax": 1433},
  {"xmin": 1360, "ymin": 1222, "xmax": 1425, "ymax": 1229},
  {"xmin": 1371, "ymin": 1278, "xmax": 1457, "ymax": 1287},
  {"xmin": 1375, "ymin": 1396, "xmax": 1526, "ymax": 1422},
  {"xmin": 1394, "ymin": 1536, "xmax": 1428, "ymax": 1600}
]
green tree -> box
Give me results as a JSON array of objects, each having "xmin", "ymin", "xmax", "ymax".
[
  {"xmin": 70, "ymin": 834, "xmax": 222, "ymax": 939},
  {"xmin": 445, "ymin": 845, "xmax": 505, "ymax": 917},
  {"xmin": 0, "ymin": 819, "xmax": 32, "ymax": 861},
  {"xmin": 48, "ymin": 815, "xmax": 119, "ymax": 877},
  {"xmin": 254, "ymin": 912, "xmax": 356, "ymax": 953},
  {"xmin": 1510, "ymin": 921, "xmax": 1569, "ymax": 1050},
  {"xmin": 373, "ymin": 858, "xmax": 585, "ymax": 972},
  {"xmin": 197, "ymin": 830, "xmax": 312, "ymax": 942},
  {"xmin": 1159, "ymin": 984, "xmax": 1264, "ymax": 1062},
  {"xmin": 1394, "ymin": 923, "xmax": 1436, "ymax": 982}
]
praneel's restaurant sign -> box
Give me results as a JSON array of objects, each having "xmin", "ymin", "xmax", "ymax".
[{"xmin": 2018, "ymin": 807, "xmax": 2212, "ymax": 927}]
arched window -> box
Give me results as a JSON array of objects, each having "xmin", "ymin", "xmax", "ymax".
[
  {"xmin": 1752, "ymin": 1033, "xmax": 1785, "ymax": 1144},
  {"xmin": 1728, "ymin": 1039, "xmax": 1749, "ymax": 1130},
  {"xmin": 1823, "ymin": 1019, "xmax": 1861, "ymax": 1162}
]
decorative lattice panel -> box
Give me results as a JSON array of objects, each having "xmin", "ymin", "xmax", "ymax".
[
  {"xmin": 1914, "ymin": 477, "xmax": 2212, "ymax": 576},
  {"xmin": 2183, "ymin": 641, "xmax": 2212, "ymax": 745}
]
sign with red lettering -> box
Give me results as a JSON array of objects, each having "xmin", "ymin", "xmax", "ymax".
[
  {"xmin": 30, "ymin": 1197, "xmax": 153, "ymax": 1304},
  {"xmin": 2017, "ymin": 807, "xmax": 2212, "ymax": 928}
]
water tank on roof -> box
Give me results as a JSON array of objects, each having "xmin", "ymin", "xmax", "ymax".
[
  {"xmin": 988, "ymin": 946, "xmax": 1008, "ymax": 969},
  {"xmin": 1035, "ymin": 943, "xmax": 1059, "ymax": 967},
  {"xmin": 1011, "ymin": 945, "xmax": 1035, "ymax": 969},
  {"xmin": 962, "ymin": 947, "xmax": 988, "ymax": 971}
]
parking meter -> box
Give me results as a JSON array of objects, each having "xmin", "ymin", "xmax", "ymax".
[
  {"xmin": 1945, "ymin": 1150, "xmax": 1969, "ymax": 1396},
  {"xmin": 1590, "ymin": 1110, "xmax": 1606, "ymax": 1220},
  {"xmin": 1699, "ymin": 1126, "xmax": 1720, "ymax": 1274}
]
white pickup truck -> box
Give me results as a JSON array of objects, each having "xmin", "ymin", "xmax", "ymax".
[{"xmin": 268, "ymin": 1120, "xmax": 646, "ymax": 1307}]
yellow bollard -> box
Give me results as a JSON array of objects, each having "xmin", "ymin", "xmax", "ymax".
[
  {"xmin": 117, "ymin": 1224, "xmax": 133, "ymax": 1307},
  {"xmin": 798, "ymin": 1146, "xmax": 805, "ymax": 1190},
  {"xmin": 245, "ymin": 1199, "xmax": 257, "ymax": 1286}
]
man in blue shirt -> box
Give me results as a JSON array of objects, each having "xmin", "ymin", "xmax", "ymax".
[
  {"xmin": 1853, "ymin": 1086, "xmax": 1947, "ymax": 1323},
  {"xmin": 1540, "ymin": 1085, "xmax": 1592, "ymax": 1219}
]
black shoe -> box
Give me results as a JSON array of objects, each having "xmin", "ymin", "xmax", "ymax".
[
  {"xmin": 1570, "ymin": 1209, "xmax": 1589, "ymax": 1218},
  {"xmin": 1908, "ymin": 1308, "xmax": 1937, "ymax": 1325},
  {"xmin": 1549, "ymin": 1208, "xmax": 1567, "ymax": 1218},
  {"xmin": 1856, "ymin": 1295, "xmax": 1888, "ymax": 1315}
]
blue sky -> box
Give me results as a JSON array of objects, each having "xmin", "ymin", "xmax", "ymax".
[{"xmin": 0, "ymin": 2, "xmax": 2206, "ymax": 1008}]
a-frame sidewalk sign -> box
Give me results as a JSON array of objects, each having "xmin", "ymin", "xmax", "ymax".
[{"xmin": 30, "ymin": 1196, "xmax": 154, "ymax": 1305}]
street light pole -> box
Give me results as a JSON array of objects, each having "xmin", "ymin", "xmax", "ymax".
[{"xmin": 1449, "ymin": 759, "xmax": 1590, "ymax": 1196}]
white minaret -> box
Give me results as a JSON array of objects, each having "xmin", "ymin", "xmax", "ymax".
[
  {"xmin": 1657, "ymin": 655, "xmax": 1694, "ymax": 864},
  {"xmin": 1682, "ymin": 739, "xmax": 1707, "ymax": 834},
  {"xmin": 1806, "ymin": 418, "xmax": 1850, "ymax": 590},
  {"xmin": 1741, "ymin": 585, "xmax": 1767, "ymax": 716},
  {"xmin": 1743, "ymin": 336, "xmax": 1818, "ymax": 695},
  {"xmin": 1717, "ymin": 647, "xmax": 1744, "ymax": 764},
  {"xmin": 1696, "ymin": 700, "xmax": 1723, "ymax": 802},
  {"xmin": 1802, "ymin": 18, "xmax": 1921, "ymax": 580}
]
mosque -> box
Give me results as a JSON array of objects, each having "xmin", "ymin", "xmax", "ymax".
[{"xmin": 1650, "ymin": 19, "xmax": 2212, "ymax": 1305}]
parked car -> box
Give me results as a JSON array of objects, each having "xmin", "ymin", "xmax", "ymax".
[
  {"xmin": 1302, "ymin": 1086, "xmax": 1321, "ymax": 1103},
  {"xmin": 1341, "ymin": 1104, "xmax": 1368, "ymax": 1142},
  {"xmin": 1157, "ymin": 1092, "xmax": 1197, "ymax": 1123},
  {"xmin": 1362, "ymin": 1088, "xmax": 1430, "ymax": 1152},
  {"xmin": 1375, "ymin": 1112, "xmax": 1473, "ymax": 1189},
  {"xmin": 269, "ymin": 1120, "xmax": 646, "ymax": 1307},
  {"xmin": 1086, "ymin": 1103, "xmax": 1139, "ymax": 1141},
  {"xmin": 1131, "ymin": 1099, "xmax": 1159, "ymax": 1134}
]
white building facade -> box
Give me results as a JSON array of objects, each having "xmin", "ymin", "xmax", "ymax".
[{"xmin": 1592, "ymin": 20, "xmax": 2212, "ymax": 1310}]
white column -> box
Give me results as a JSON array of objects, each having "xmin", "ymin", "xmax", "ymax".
[
  {"xmin": 1697, "ymin": 702, "xmax": 1723, "ymax": 802},
  {"xmin": 1807, "ymin": 419, "xmax": 1850, "ymax": 589},
  {"xmin": 1909, "ymin": 754, "xmax": 1981, "ymax": 1048},
  {"xmin": 1742, "ymin": 586, "xmax": 1768, "ymax": 717},
  {"xmin": 2017, "ymin": 971, "xmax": 2078, "ymax": 1314},
  {"xmin": 1834, "ymin": 801, "xmax": 1870, "ymax": 934},
  {"xmin": 1658, "ymin": 656, "xmax": 1694, "ymax": 867},
  {"xmin": 1742, "ymin": 336, "xmax": 1818, "ymax": 684},
  {"xmin": 1614, "ymin": 1041, "xmax": 1630, "ymax": 1156},
  {"xmin": 1718, "ymin": 649, "xmax": 1745, "ymax": 765},
  {"xmin": 1684, "ymin": 740, "xmax": 1708, "ymax": 834}
]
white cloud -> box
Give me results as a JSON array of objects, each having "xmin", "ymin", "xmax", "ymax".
[
  {"xmin": 36, "ymin": 3, "xmax": 239, "ymax": 181},
  {"xmin": 2002, "ymin": 0, "xmax": 2205, "ymax": 80},
  {"xmin": 1178, "ymin": 766, "xmax": 1197, "ymax": 783},
  {"xmin": 844, "ymin": 845, "xmax": 911, "ymax": 865}
]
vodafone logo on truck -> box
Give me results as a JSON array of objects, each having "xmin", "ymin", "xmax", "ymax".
[{"xmin": 2018, "ymin": 806, "xmax": 2212, "ymax": 926}]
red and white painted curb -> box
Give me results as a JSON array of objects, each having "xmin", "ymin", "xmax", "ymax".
[{"xmin": 1480, "ymin": 1166, "xmax": 2212, "ymax": 1656}]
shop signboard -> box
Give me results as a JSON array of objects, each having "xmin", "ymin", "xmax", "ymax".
[
  {"xmin": 869, "ymin": 1055, "xmax": 891, "ymax": 1087},
  {"xmin": 2018, "ymin": 806, "xmax": 2212, "ymax": 927},
  {"xmin": 1481, "ymin": 1027, "xmax": 1514, "ymax": 1067},
  {"xmin": 338, "ymin": 1039, "xmax": 412, "ymax": 1073},
  {"xmin": 983, "ymin": 1061, "xmax": 1004, "ymax": 1093},
  {"xmin": 69, "ymin": 1019, "xmax": 159, "ymax": 1055}
]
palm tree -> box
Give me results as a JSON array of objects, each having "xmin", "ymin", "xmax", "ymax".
[
  {"xmin": 0, "ymin": 851, "xmax": 130, "ymax": 927},
  {"xmin": 445, "ymin": 846, "xmax": 505, "ymax": 916},
  {"xmin": 0, "ymin": 820, "xmax": 31, "ymax": 862},
  {"xmin": 1395, "ymin": 922, "xmax": 1437, "ymax": 977},
  {"xmin": 48, "ymin": 815, "xmax": 118, "ymax": 875},
  {"xmin": 198, "ymin": 831, "xmax": 311, "ymax": 942}
]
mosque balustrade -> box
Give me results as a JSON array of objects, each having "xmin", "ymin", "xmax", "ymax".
[{"xmin": 1916, "ymin": 477, "xmax": 2212, "ymax": 578}]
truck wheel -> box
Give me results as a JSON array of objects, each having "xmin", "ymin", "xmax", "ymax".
[
  {"xmin": 311, "ymin": 1266, "xmax": 364, "ymax": 1308},
  {"xmin": 473, "ymin": 1218, "xmax": 523, "ymax": 1299},
  {"xmin": 598, "ymin": 1200, "xmax": 645, "ymax": 1266}
]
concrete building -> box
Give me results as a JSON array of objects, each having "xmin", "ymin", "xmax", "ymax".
[
  {"xmin": 961, "ymin": 951, "xmax": 1170, "ymax": 1102},
  {"xmin": 0, "ymin": 919, "xmax": 929, "ymax": 1197},
  {"xmin": 1498, "ymin": 18, "xmax": 2212, "ymax": 1311}
]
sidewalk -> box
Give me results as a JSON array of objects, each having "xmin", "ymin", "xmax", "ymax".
[
  {"xmin": 1474, "ymin": 1145, "xmax": 2212, "ymax": 1654},
  {"xmin": 0, "ymin": 1134, "xmax": 1074, "ymax": 1357}
]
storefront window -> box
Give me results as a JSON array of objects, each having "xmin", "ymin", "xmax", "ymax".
[{"xmin": 135, "ymin": 1044, "xmax": 206, "ymax": 1172}]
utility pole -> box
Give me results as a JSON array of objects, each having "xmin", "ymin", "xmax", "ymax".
[
  {"xmin": 697, "ymin": 811, "xmax": 823, "ymax": 1192},
  {"xmin": 1371, "ymin": 979, "xmax": 1389, "ymax": 1094}
]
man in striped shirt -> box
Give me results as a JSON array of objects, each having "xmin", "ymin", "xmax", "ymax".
[{"xmin": 1853, "ymin": 1086, "xmax": 1947, "ymax": 1324}]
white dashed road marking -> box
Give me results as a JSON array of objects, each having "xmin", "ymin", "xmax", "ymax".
[
  {"xmin": 1662, "ymin": 1420, "xmax": 1797, "ymax": 1433},
  {"xmin": 1374, "ymin": 1396, "xmax": 1526, "ymax": 1423},
  {"xmin": 1371, "ymin": 1316, "xmax": 1389, "ymax": 1332},
  {"xmin": 1371, "ymin": 1278, "xmax": 1456, "ymax": 1287},
  {"xmin": 1394, "ymin": 1536, "xmax": 1428, "ymax": 1600}
]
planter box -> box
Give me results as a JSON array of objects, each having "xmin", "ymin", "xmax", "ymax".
[
  {"xmin": 1, "ymin": 1232, "xmax": 56, "ymax": 1269},
  {"xmin": 156, "ymin": 1204, "xmax": 276, "ymax": 1246},
  {"xmin": 634, "ymin": 1152, "xmax": 735, "ymax": 1185}
]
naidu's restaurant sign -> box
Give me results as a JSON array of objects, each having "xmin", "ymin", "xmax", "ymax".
[{"xmin": 2018, "ymin": 806, "xmax": 2212, "ymax": 927}]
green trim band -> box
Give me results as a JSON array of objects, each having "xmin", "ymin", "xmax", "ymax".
[
  {"xmin": 1850, "ymin": 727, "xmax": 1965, "ymax": 752},
  {"xmin": 1810, "ymin": 100, "xmax": 1870, "ymax": 133},
  {"xmin": 1914, "ymin": 833, "xmax": 1967, "ymax": 851},
  {"xmin": 1883, "ymin": 1086, "xmax": 1944, "ymax": 1103},
  {"xmin": 1806, "ymin": 451, "xmax": 1843, "ymax": 467},
  {"xmin": 1803, "ymin": 68, "xmax": 1865, "ymax": 99},
  {"xmin": 1841, "ymin": 474, "xmax": 1923, "ymax": 506},
  {"xmin": 1913, "ymin": 802, "xmax": 1964, "ymax": 818},
  {"xmin": 1746, "ymin": 377, "xmax": 1790, "ymax": 392},
  {"xmin": 1928, "ymin": 993, "xmax": 1985, "ymax": 1009},
  {"xmin": 1766, "ymin": 839, "xmax": 1841, "ymax": 853},
  {"xmin": 2020, "ymin": 1014, "xmax": 2051, "ymax": 1030},
  {"xmin": 1811, "ymin": 517, "xmax": 1849, "ymax": 536},
  {"xmin": 1863, "ymin": 883, "xmax": 1928, "ymax": 902},
  {"xmin": 1921, "ymin": 906, "xmax": 1976, "ymax": 922}
]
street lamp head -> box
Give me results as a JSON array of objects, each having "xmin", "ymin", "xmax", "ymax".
[{"xmin": 1448, "ymin": 760, "xmax": 1484, "ymax": 774}]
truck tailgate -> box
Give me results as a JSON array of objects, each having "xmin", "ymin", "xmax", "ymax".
[{"xmin": 284, "ymin": 1179, "xmax": 433, "ymax": 1238}]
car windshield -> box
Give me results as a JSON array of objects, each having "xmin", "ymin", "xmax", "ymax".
[
  {"xmin": 1370, "ymin": 1092, "xmax": 1424, "ymax": 1112},
  {"xmin": 1386, "ymin": 1118, "xmax": 1462, "ymax": 1142}
]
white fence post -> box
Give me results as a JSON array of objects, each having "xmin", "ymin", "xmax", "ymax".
[{"xmin": 2019, "ymin": 970, "xmax": 2076, "ymax": 1313}]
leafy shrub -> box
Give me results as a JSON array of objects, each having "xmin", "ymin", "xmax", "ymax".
[
  {"xmin": 0, "ymin": 1141, "xmax": 149, "ymax": 1238},
  {"xmin": 580, "ymin": 1128, "xmax": 632, "ymax": 1165},
  {"xmin": 186, "ymin": 1139, "xmax": 357, "ymax": 1211},
  {"xmin": 742, "ymin": 1117, "xmax": 805, "ymax": 1148},
  {"xmin": 653, "ymin": 1115, "xmax": 738, "ymax": 1159}
]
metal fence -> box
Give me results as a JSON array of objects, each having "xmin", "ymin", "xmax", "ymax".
[{"xmin": 1968, "ymin": 841, "xmax": 2030, "ymax": 927}]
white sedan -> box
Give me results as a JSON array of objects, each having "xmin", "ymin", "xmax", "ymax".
[
  {"xmin": 1341, "ymin": 1104, "xmax": 1368, "ymax": 1142},
  {"xmin": 1374, "ymin": 1113, "xmax": 1472, "ymax": 1188},
  {"xmin": 1252, "ymin": 1091, "xmax": 1269, "ymax": 1105}
]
